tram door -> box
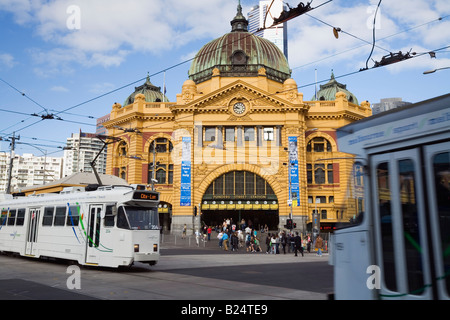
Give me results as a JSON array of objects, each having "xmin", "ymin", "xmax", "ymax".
[
  {"xmin": 25, "ymin": 208, "xmax": 40, "ymax": 256},
  {"xmin": 86, "ymin": 205, "xmax": 102, "ymax": 264},
  {"xmin": 371, "ymin": 149, "xmax": 433, "ymax": 299}
]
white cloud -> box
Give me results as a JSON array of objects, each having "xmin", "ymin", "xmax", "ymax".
[
  {"xmin": 1, "ymin": 0, "xmax": 237, "ymax": 73},
  {"xmin": 50, "ymin": 85, "xmax": 69, "ymax": 92},
  {"xmin": 2, "ymin": 0, "xmax": 449, "ymax": 76},
  {"xmin": 288, "ymin": 0, "xmax": 450, "ymax": 74},
  {"xmin": 0, "ymin": 53, "xmax": 15, "ymax": 68},
  {"xmin": 89, "ymin": 82, "xmax": 116, "ymax": 95}
]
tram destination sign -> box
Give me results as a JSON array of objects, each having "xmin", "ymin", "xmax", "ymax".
[{"xmin": 133, "ymin": 191, "xmax": 159, "ymax": 201}]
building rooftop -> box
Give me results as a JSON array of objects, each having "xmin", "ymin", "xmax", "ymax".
[
  {"xmin": 311, "ymin": 72, "xmax": 359, "ymax": 105},
  {"xmin": 188, "ymin": 3, "xmax": 291, "ymax": 84}
]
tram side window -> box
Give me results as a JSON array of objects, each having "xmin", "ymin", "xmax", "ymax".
[
  {"xmin": 433, "ymin": 151, "xmax": 450, "ymax": 295},
  {"xmin": 0, "ymin": 210, "xmax": 7, "ymax": 226},
  {"xmin": 377, "ymin": 162, "xmax": 397, "ymax": 292},
  {"xmin": 16, "ymin": 209, "xmax": 25, "ymax": 226},
  {"xmin": 43, "ymin": 207, "xmax": 55, "ymax": 226},
  {"xmin": 7, "ymin": 209, "xmax": 16, "ymax": 226},
  {"xmin": 66, "ymin": 205, "xmax": 80, "ymax": 226},
  {"xmin": 104, "ymin": 205, "xmax": 115, "ymax": 227},
  {"xmin": 54, "ymin": 206, "xmax": 66, "ymax": 226}
]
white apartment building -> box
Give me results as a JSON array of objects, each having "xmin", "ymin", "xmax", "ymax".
[
  {"xmin": 0, "ymin": 152, "xmax": 63, "ymax": 193},
  {"xmin": 63, "ymin": 132, "xmax": 107, "ymax": 177}
]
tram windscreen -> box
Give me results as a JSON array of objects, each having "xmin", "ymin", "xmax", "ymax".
[{"xmin": 117, "ymin": 206, "xmax": 160, "ymax": 230}]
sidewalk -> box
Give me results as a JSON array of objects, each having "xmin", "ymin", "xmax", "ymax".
[{"xmin": 160, "ymin": 232, "xmax": 329, "ymax": 255}]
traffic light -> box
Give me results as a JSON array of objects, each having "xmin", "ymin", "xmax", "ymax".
[
  {"xmin": 293, "ymin": 222, "xmax": 297, "ymax": 229},
  {"xmin": 193, "ymin": 206, "xmax": 197, "ymax": 216},
  {"xmin": 286, "ymin": 219, "xmax": 293, "ymax": 229}
]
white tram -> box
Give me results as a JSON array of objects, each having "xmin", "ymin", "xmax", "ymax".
[
  {"xmin": 0, "ymin": 184, "xmax": 160, "ymax": 268},
  {"xmin": 332, "ymin": 93, "xmax": 450, "ymax": 299}
]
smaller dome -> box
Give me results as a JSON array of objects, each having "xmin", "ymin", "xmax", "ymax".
[
  {"xmin": 311, "ymin": 72, "xmax": 358, "ymax": 104},
  {"xmin": 123, "ymin": 75, "xmax": 169, "ymax": 106},
  {"xmin": 284, "ymin": 78, "xmax": 297, "ymax": 87}
]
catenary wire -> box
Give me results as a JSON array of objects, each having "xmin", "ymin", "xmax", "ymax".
[{"xmin": 293, "ymin": 14, "xmax": 450, "ymax": 71}]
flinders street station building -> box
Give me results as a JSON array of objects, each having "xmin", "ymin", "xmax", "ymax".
[{"xmin": 104, "ymin": 5, "xmax": 372, "ymax": 234}]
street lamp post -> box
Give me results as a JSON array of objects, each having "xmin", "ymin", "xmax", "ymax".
[{"xmin": 423, "ymin": 66, "xmax": 450, "ymax": 74}]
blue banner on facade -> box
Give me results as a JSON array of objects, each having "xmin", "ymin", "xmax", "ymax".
[
  {"xmin": 180, "ymin": 136, "xmax": 191, "ymax": 206},
  {"xmin": 288, "ymin": 136, "xmax": 300, "ymax": 206}
]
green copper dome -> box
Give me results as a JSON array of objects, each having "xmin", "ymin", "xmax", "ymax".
[
  {"xmin": 188, "ymin": 4, "xmax": 291, "ymax": 84},
  {"xmin": 123, "ymin": 75, "xmax": 169, "ymax": 106},
  {"xmin": 312, "ymin": 72, "xmax": 359, "ymax": 104}
]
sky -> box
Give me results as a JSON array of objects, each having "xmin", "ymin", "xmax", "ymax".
[{"xmin": 0, "ymin": 0, "xmax": 449, "ymax": 157}]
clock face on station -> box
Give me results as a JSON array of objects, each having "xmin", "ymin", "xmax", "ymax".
[{"xmin": 233, "ymin": 102, "xmax": 246, "ymax": 115}]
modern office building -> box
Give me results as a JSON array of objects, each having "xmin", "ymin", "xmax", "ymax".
[
  {"xmin": 371, "ymin": 97, "xmax": 412, "ymax": 115},
  {"xmin": 247, "ymin": 0, "xmax": 288, "ymax": 60},
  {"xmin": 104, "ymin": 4, "xmax": 372, "ymax": 233},
  {"xmin": 96, "ymin": 114, "xmax": 110, "ymax": 136}
]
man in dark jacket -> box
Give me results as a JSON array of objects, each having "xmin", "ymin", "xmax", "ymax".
[{"xmin": 294, "ymin": 232, "xmax": 303, "ymax": 257}]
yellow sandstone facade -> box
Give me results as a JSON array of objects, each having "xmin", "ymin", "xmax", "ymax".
[{"xmin": 104, "ymin": 5, "xmax": 371, "ymax": 233}]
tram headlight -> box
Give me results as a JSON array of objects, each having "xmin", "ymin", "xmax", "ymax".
[
  {"xmin": 153, "ymin": 244, "xmax": 158, "ymax": 252},
  {"xmin": 134, "ymin": 244, "xmax": 140, "ymax": 252}
]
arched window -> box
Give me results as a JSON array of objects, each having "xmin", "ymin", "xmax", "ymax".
[
  {"xmin": 120, "ymin": 167, "xmax": 127, "ymax": 180},
  {"xmin": 307, "ymin": 163, "xmax": 334, "ymax": 185},
  {"xmin": 307, "ymin": 137, "xmax": 332, "ymax": 152},
  {"xmin": 148, "ymin": 138, "xmax": 174, "ymax": 185},
  {"xmin": 149, "ymin": 138, "xmax": 173, "ymax": 153},
  {"xmin": 204, "ymin": 171, "xmax": 274, "ymax": 196},
  {"xmin": 118, "ymin": 141, "xmax": 128, "ymax": 156}
]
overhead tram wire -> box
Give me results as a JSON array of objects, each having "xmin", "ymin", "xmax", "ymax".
[
  {"xmin": 303, "ymin": 6, "xmax": 389, "ymax": 54},
  {"xmin": 365, "ymin": 0, "xmax": 382, "ymax": 70},
  {"xmin": 53, "ymin": 0, "xmax": 333, "ymax": 118},
  {"xmin": 0, "ymin": 0, "xmax": 330, "ymax": 136},
  {"xmin": 115, "ymin": 19, "xmax": 450, "ymax": 133},
  {"xmin": 244, "ymin": 44, "xmax": 450, "ymax": 105},
  {"xmin": 0, "ymin": 77, "xmax": 98, "ymax": 134},
  {"xmin": 293, "ymin": 14, "xmax": 450, "ymax": 71},
  {"xmin": 0, "ymin": 77, "xmax": 49, "ymax": 114},
  {"xmin": 0, "ymin": 106, "xmax": 96, "ymax": 132},
  {"xmin": 23, "ymin": 136, "xmax": 67, "ymax": 145}
]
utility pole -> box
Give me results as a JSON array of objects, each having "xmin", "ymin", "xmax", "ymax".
[
  {"xmin": 6, "ymin": 132, "xmax": 19, "ymax": 194},
  {"xmin": 151, "ymin": 142, "xmax": 157, "ymax": 190}
]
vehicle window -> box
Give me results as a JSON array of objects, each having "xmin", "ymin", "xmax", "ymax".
[
  {"xmin": 377, "ymin": 162, "xmax": 397, "ymax": 292},
  {"xmin": 54, "ymin": 207, "xmax": 66, "ymax": 226},
  {"xmin": 7, "ymin": 209, "xmax": 16, "ymax": 226},
  {"xmin": 16, "ymin": 209, "xmax": 25, "ymax": 226},
  {"xmin": 125, "ymin": 207, "xmax": 159, "ymax": 230},
  {"xmin": 117, "ymin": 206, "xmax": 130, "ymax": 229},
  {"xmin": 116, "ymin": 206, "xmax": 159, "ymax": 230},
  {"xmin": 104, "ymin": 205, "xmax": 115, "ymax": 227},
  {"xmin": 43, "ymin": 207, "xmax": 54, "ymax": 226},
  {"xmin": 398, "ymin": 159, "xmax": 424, "ymax": 293},
  {"xmin": 66, "ymin": 205, "xmax": 80, "ymax": 226},
  {"xmin": 0, "ymin": 209, "xmax": 7, "ymax": 226},
  {"xmin": 433, "ymin": 151, "xmax": 450, "ymax": 295}
]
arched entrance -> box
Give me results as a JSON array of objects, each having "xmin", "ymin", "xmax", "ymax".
[{"xmin": 200, "ymin": 171, "xmax": 279, "ymax": 230}]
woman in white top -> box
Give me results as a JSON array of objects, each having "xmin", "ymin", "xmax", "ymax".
[{"xmin": 271, "ymin": 235, "xmax": 277, "ymax": 254}]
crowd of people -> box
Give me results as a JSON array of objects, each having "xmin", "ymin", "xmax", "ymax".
[{"xmin": 190, "ymin": 218, "xmax": 325, "ymax": 256}]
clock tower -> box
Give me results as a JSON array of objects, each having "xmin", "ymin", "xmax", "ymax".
[{"xmin": 105, "ymin": 3, "xmax": 372, "ymax": 234}]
